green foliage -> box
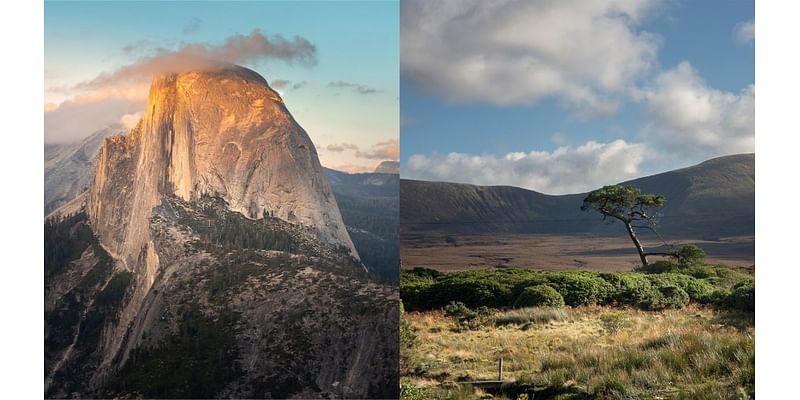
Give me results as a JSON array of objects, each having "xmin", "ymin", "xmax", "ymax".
[
  {"xmin": 646, "ymin": 273, "xmax": 715, "ymax": 303},
  {"xmin": 400, "ymin": 383, "xmax": 431, "ymax": 400},
  {"xmin": 513, "ymin": 284, "xmax": 565, "ymax": 308},
  {"xmin": 401, "ymin": 264, "xmax": 752, "ymax": 312},
  {"xmin": 400, "ymin": 272, "xmax": 437, "ymax": 311},
  {"xmin": 545, "ymin": 272, "xmax": 614, "ymax": 306},
  {"xmin": 581, "ymin": 185, "xmax": 666, "ymax": 221},
  {"xmin": 726, "ymin": 281, "xmax": 755, "ymax": 312},
  {"xmin": 639, "ymin": 285, "xmax": 690, "ymax": 310},
  {"xmin": 600, "ymin": 272, "xmax": 652, "ymax": 305},
  {"xmin": 671, "ymin": 244, "xmax": 706, "ymax": 266},
  {"xmin": 107, "ymin": 302, "xmax": 241, "ymax": 398},
  {"xmin": 444, "ymin": 301, "xmax": 493, "ymax": 330},
  {"xmin": 407, "ymin": 267, "xmax": 442, "ymax": 279},
  {"xmin": 44, "ymin": 212, "xmax": 94, "ymax": 279},
  {"xmin": 432, "ymin": 275, "xmax": 513, "ymax": 308},
  {"xmin": 636, "ymin": 260, "xmax": 679, "ymax": 274}
]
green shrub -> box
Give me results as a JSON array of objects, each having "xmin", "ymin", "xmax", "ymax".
[
  {"xmin": 647, "ymin": 273, "xmax": 715, "ymax": 303},
  {"xmin": 545, "ymin": 272, "xmax": 614, "ymax": 306},
  {"xmin": 400, "ymin": 278, "xmax": 436, "ymax": 311},
  {"xmin": 670, "ymin": 244, "xmax": 706, "ymax": 266},
  {"xmin": 444, "ymin": 301, "xmax": 493, "ymax": 330},
  {"xmin": 514, "ymin": 285, "xmax": 565, "ymax": 308},
  {"xmin": 431, "ymin": 276, "xmax": 513, "ymax": 308},
  {"xmin": 727, "ymin": 281, "xmax": 755, "ymax": 312},
  {"xmin": 600, "ymin": 273, "xmax": 652, "ymax": 305},
  {"xmin": 636, "ymin": 260, "xmax": 679, "ymax": 274},
  {"xmin": 406, "ymin": 267, "xmax": 442, "ymax": 279},
  {"xmin": 639, "ymin": 285, "xmax": 690, "ymax": 310}
]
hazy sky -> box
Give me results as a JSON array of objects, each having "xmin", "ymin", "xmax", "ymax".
[
  {"xmin": 401, "ymin": 0, "xmax": 755, "ymax": 194},
  {"xmin": 45, "ymin": 1, "xmax": 399, "ymax": 173}
]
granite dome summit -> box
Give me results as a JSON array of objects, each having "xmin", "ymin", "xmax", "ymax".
[{"xmin": 87, "ymin": 64, "xmax": 358, "ymax": 269}]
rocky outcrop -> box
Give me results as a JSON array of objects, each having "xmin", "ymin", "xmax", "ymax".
[{"xmin": 374, "ymin": 160, "xmax": 399, "ymax": 174}]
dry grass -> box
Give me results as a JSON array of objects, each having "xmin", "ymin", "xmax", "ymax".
[{"xmin": 401, "ymin": 305, "xmax": 754, "ymax": 399}]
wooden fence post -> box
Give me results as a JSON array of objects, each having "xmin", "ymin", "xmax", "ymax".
[{"xmin": 498, "ymin": 357, "xmax": 504, "ymax": 381}]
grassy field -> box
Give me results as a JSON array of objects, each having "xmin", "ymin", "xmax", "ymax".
[{"xmin": 401, "ymin": 305, "xmax": 754, "ymax": 399}]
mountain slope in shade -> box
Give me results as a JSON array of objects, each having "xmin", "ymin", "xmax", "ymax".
[
  {"xmin": 401, "ymin": 154, "xmax": 754, "ymax": 239},
  {"xmin": 325, "ymin": 168, "xmax": 399, "ymax": 283},
  {"xmin": 44, "ymin": 124, "xmax": 124, "ymax": 215}
]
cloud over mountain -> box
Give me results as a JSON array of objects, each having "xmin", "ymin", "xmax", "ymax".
[
  {"xmin": 76, "ymin": 30, "xmax": 316, "ymax": 92},
  {"xmin": 356, "ymin": 139, "xmax": 399, "ymax": 160},
  {"xmin": 639, "ymin": 62, "xmax": 755, "ymax": 159},
  {"xmin": 45, "ymin": 30, "xmax": 317, "ymax": 143},
  {"xmin": 405, "ymin": 140, "xmax": 648, "ymax": 194}
]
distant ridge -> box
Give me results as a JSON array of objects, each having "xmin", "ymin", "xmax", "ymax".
[
  {"xmin": 401, "ymin": 153, "xmax": 754, "ymax": 239},
  {"xmin": 374, "ymin": 160, "xmax": 399, "ymax": 174}
]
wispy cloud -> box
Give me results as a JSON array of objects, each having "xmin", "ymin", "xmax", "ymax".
[
  {"xmin": 270, "ymin": 79, "xmax": 308, "ymax": 90},
  {"xmin": 76, "ymin": 30, "xmax": 316, "ymax": 92},
  {"xmin": 183, "ymin": 17, "xmax": 202, "ymax": 34},
  {"xmin": 734, "ymin": 19, "xmax": 755, "ymax": 45},
  {"xmin": 46, "ymin": 30, "xmax": 317, "ymax": 143},
  {"xmin": 270, "ymin": 79, "xmax": 292, "ymax": 89},
  {"xmin": 326, "ymin": 143, "xmax": 360, "ymax": 153},
  {"xmin": 355, "ymin": 139, "xmax": 399, "ymax": 160},
  {"xmin": 328, "ymin": 80, "xmax": 380, "ymax": 95}
]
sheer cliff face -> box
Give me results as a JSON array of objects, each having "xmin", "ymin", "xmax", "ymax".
[{"xmin": 88, "ymin": 66, "xmax": 357, "ymax": 270}]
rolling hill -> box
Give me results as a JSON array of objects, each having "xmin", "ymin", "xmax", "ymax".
[{"xmin": 401, "ymin": 154, "xmax": 754, "ymax": 240}]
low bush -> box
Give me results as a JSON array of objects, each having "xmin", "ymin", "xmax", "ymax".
[
  {"xmin": 400, "ymin": 265, "xmax": 753, "ymax": 313},
  {"xmin": 545, "ymin": 272, "xmax": 614, "ymax": 306},
  {"xmin": 646, "ymin": 273, "xmax": 715, "ymax": 303},
  {"xmin": 639, "ymin": 285, "xmax": 690, "ymax": 310},
  {"xmin": 726, "ymin": 281, "xmax": 755, "ymax": 312},
  {"xmin": 600, "ymin": 272, "xmax": 652, "ymax": 305},
  {"xmin": 444, "ymin": 301, "xmax": 494, "ymax": 330},
  {"xmin": 432, "ymin": 276, "xmax": 512, "ymax": 309},
  {"xmin": 513, "ymin": 284, "xmax": 564, "ymax": 308},
  {"xmin": 670, "ymin": 244, "xmax": 706, "ymax": 266}
]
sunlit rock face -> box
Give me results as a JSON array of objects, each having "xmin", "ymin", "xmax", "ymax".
[{"xmin": 88, "ymin": 64, "xmax": 358, "ymax": 271}]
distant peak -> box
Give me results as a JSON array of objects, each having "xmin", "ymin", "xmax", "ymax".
[{"xmin": 374, "ymin": 160, "xmax": 399, "ymax": 174}]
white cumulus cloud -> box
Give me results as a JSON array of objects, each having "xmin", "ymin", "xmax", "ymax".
[
  {"xmin": 401, "ymin": 0, "xmax": 661, "ymax": 115},
  {"xmin": 405, "ymin": 140, "xmax": 649, "ymax": 194},
  {"xmin": 639, "ymin": 62, "xmax": 754, "ymax": 158}
]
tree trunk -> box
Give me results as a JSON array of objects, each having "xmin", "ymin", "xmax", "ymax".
[{"xmin": 625, "ymin": 222, "xmax": 649, "ymax": 266}]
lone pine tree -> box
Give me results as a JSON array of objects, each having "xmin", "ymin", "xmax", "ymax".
[{"xmin": 581, "ymin": 185, "xmax": 671, "ymax": 267}]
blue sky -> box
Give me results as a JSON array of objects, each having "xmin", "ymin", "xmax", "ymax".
[
  {"xmin": 45, "ymin": 1, "xmax": 399, "ymax": 173},
  {"xmin": 401, "ymin": 0, "xmax": 755, "ymax": 194}
]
